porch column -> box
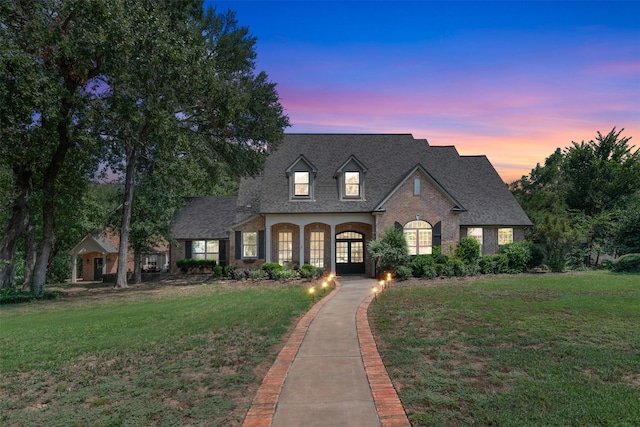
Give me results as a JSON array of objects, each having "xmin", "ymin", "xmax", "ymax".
[
  {"xmin": 102, "ymin": 253, "xmax": 107, "ymax": 276},
  {"xmin": 330, "ymin": 223, "xmax": 336, "ymax": 275},
  {"xmin": 265, "ymin": 225, "xmax": 272, "ymax": 263},
  {"xmin": 298, "ymin": 224, "xmax": 304, "ymax": 267},
  {"xmin": 71, "ymin": 252, "xmax": 77, "ymax": 284}
]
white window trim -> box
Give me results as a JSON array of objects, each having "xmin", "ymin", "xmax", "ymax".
[
  {"xmin": 278, "ymin": 231, "xmax": 293, "ymax": 265},
  {"xmin": 293, "ymin": 171, "xmax": 311, "ymax": 198},
  {"xmin": 242, "ymin": 232, "xmax": 258, "ymax": 259},
  {"xmin": 192, "ymin": 239, "xmax": 220, "ymax": 261}
]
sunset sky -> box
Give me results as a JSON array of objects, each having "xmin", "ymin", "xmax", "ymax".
[{"xmin": 210, "ymin": 1, "xmax": 640, "ymax": 182}]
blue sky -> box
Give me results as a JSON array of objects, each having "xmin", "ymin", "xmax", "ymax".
[{"xmin": 208, "ymin": 1, "xmax": 640, "ymax": 182}]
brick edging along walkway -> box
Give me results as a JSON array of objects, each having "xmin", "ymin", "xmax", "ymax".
[
  {"xmin": 242, "ymin": 279, "xmax": 411, "ymax": 427},
  {"xmin": 357, "ymin": 292, "xmax": 411, "ymax": 427},
  {"xmin": 242, "ymin": 281, "xmax": 342, "ymax": 427}
]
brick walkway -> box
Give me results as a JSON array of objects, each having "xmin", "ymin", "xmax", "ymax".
[{"xmin": 242, "ymin": 278, "xmax": 410, "ymax": 427}]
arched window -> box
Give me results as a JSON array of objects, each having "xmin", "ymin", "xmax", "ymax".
[{"xmin": 404, "ymin": 220, "xmax": 432, "ymax": 255}]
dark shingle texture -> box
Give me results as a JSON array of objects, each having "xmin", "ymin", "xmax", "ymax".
[
  {"xmin": 91, "ymin": 232, "xmax": 118, "ymax": 253},
  {"xmin": 258, "ymin": 134, "xmax": 531, "ymax": 226},
  {"xmin": 171, "ymin": 196, "xmax": 238, "ymax": 239}
]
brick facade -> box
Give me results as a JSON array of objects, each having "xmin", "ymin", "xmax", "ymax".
[
  {"xmin": 78, "ymin": 232, "xmax": 133, "ymax": 281},
  {"xmin": 461, "ymin": 226, "xmax": 528, "ymax": 255},
  {"xmin": 230, "ymin": 216, "xmax": 266, "ymax": 269},
  {"xmin": 376, "ymin": 171, "xmax": 461, "ymax": 255}
]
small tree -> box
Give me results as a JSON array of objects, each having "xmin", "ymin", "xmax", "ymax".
[
  {"xmin": 537, "ymin": 214, "xmax": 581, "ymax": 272},
  {"xmin": 368, "ymin": 227, "xmax": 409, "ymax": 277}
]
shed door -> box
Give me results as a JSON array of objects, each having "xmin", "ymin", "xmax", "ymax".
[
  {"xmin": 335, "ymin": 232, "xmax": 365, "ymax": 275},
  {"xmin": 93, "ymin": 258, "xmax": 103, "ymax": 281}
]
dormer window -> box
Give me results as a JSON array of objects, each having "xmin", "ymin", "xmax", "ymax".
[
  {"xmin": 344, "ymin": 171, "xmax": 361, "ymax": 198},
  {"xmin": 286, "ymin": 155, "xmax": 317, "ymax": 201},
  {"xmin": 294, "ymin": 171, "xmax": 309, "ymax": 197},
  {"xmin": 336, "ymin": 155, "xmax": 367, "ymax": 200}
]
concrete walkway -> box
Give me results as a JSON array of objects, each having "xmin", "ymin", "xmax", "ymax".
[{"xmin": 242, "ymin": 278, "xmax": 410, "ymax": 427}]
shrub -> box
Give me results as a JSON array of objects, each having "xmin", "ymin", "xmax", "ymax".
[
  {"xmin": 395, "ymin": 265, "xmax": 413, "ymax": 280},
  {"xmin": 299, "ymin": 264, "xmax": 316, "ymax": 279},
  {"xmin": 0, "ymin": 287, "xmax": 63, "ymax": 305},
  {"xmin": 409, "ymin": 255, "xmax": 437, "ymax": 279},
  {"xmin": 611, "ymin": 253, "xmax": 640, "ymax": 272},
  {"xmin": 439, "ymin": 261, "xmax": 455, "ymax": 277},
  {"xmin": 525, "ymin": 241, "xmax": 545, "ymax": 268},
  {"xmin": 479, "ymin": 254, "xmax": 509, "ymax": 274},
  {"xmin": 227, "ymin": 267, "xmax": 245, "ymax": 281},
  {"xmin": 213, "ymin": 265, "xmax": 223, "ymax": 277},
  {"xmin": 247, "ymin": 269, "xmax": 268, "ymax": 280},
  {"xmin": 451, "ymin": 259, "xmax": 468, "ymax": 276},
  {"xmin": 455, "ymin": 237, "xmax": 481, "ymax": 265},
  {"xmin": 271, "ymin": 269, "xmax": 298, "ymax": 281},
  {"xmin": 176, "ymin": 258, "xmax": 216, "ymax": 273},
  {"xmin": 368, "ymin": 227, "xmax": 409, "ymax": 275},
  {"xmin": 500, "ymin": 241, "xmax": 532, "ymax": 273},
  {"xmin": 261, "ymin": 262, "xmax": 284, "ymax": 279},
  {"xmin": 432, "ymin": 246, "xmax": 449, "ymax": 264}
]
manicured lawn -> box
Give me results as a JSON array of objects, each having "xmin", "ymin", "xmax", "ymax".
[
  {"xmin": 369, "ymin": 271, "xmax": 640, "ymax": 426},
  {"xmin": 0, "ymin": 279, "xmax": 330, "ymax": 426}
]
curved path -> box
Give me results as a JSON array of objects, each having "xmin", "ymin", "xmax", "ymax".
[{"xmin": 242, "ymin": 277, "xmax": 410, "ymax": 427}]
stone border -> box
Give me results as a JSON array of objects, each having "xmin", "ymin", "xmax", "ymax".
[
  {"xmin": 357, "ymin": 293, "xmax": 412, "ymax": 427},
  {"xmin": 242, "ymin": 281, "xmax": 342, "ymax": 427}
]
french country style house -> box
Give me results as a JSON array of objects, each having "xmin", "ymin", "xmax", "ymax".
[{"xmin": 169, "ymin": 134, "xmax": 532, "ymax": 277}]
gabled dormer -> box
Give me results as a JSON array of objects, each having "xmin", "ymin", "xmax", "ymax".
[
  {"xmin": 335, "ymin": 155, "xmax": 368, "ymax": 200},
  {"xmin": 285, "ymin": 155, "xmax": 317, "ymax": 201}
]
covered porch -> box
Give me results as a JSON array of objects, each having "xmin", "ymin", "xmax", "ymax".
[{"xmin": 69, "ymin": 233, "xmax": 118, "ymax": 283}]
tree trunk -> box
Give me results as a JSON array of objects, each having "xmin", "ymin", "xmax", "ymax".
[
  {"xmin": 32, "ymin": 96, "xmax": 74, "ymax": 296},
  {"xmin": 133, "ymin": 250, "xmax": 142, "ymax": 284},
  {"xmin": 114, "ymin": 143, "xmax": 138, "ymax": 288},
  {"xmin": 0, "ymin": 166, "xmax": 32, "ymax": 289},
  {"xmin": 22, "ymin": 219, "xmax": 37, "ymax": 291}
]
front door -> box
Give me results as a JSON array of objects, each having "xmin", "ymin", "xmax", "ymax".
[
  {"xmin": 335, "ymin": 231, "xmax": 365, "ymax": 275},
  {"xmin": 93, "ymin": 257, "xmax": 104, "ymax": 281}
]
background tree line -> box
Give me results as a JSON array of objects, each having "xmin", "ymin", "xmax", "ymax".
[
  {"xmin": 509, "ymin": 128, "xmax": 640, "ymax": 271},
  {"xmin": 0, "ymin": 0, "xmax": 289, "ymax": 295}
]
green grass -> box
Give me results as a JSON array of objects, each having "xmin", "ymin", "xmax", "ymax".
[
  {"xmin": 0, "ymin": 280, "xmax": 330, "ymax": 426},
  {"xmin": 370, "ymin": 271, "xmax": 640, "ymax": 426}
]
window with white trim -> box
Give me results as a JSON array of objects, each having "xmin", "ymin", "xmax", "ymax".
[
  {"xmin": 294, "ymin": 171, "xmax": 310, "ymax": 197},
  {"xmin": 242, "ymin": 232, "xmax": 257, "ymax": 258},
  {"xmin": 344, "ymin": 171, "xmax": 361, "ymax": 198},
  {"xmin": 278, "ymin": 231, "xmax": 293, "ymax": 265},
  {"xmin": 310, "ymin": 231, "xmax": 324, "ymax": 268},
  {"xmin": 498, "ymin": 228, "xmax": 513, "ymax": 245},
  {"xmin": 404, "ymin": 220, "xmax": 433, "ymax": 255},
  {"xmin": 193, "ymin": 240, "xmax": 219, "ymax": 261}
]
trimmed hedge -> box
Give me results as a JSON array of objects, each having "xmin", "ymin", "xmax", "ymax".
[
  {"xmin": 0, "ymin": 287, "xmax": 63, "ymax": 305},
  {"xmin": 176, "ymin": 259, "xmax": 217, "ymax": 274}
]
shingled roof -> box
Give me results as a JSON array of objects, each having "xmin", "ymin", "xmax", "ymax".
[
  {"xmin": 254, "ymin": 134, "xmax": 531, "ymax": 226},
  {"xmin": 171, "ymin": 196, "xmax": 238, "ymax": 239}
]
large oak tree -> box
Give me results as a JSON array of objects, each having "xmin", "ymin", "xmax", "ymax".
[{"xmin": 0, "ymin": 0, "xmax": 288, "ymax": 293}]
